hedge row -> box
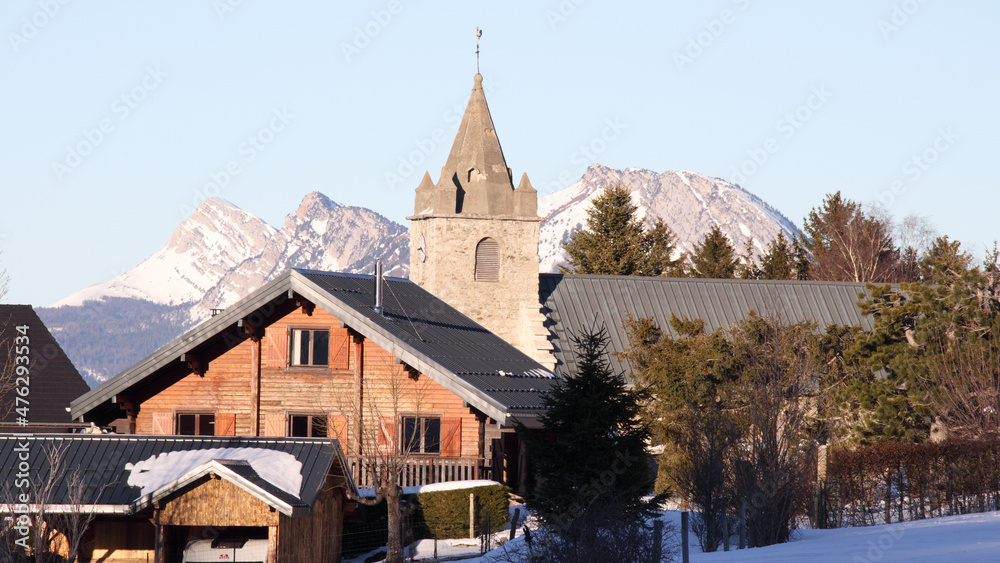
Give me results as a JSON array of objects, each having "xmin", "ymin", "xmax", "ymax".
[
  {"xmin": 412, "ymin": 484, "xmax": 510, "ymax": 539},
  {"xmin": 823, "ymin": 439, "xmax": 1000, "ymax": 527},
  {"xmin": 341, "ymin": 484, "xmax": 510, "ymax": 558}
]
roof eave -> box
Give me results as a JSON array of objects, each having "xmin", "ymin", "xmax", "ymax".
[
  {"xmin": 71, "ymin": 274, "xmax": 295, "ymax": 420},
  {"xmin": 129, "ymin": 460, "xmax": 303, "ymax": 517}
]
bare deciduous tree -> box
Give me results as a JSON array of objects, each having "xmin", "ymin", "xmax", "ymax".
[
  {"xmin": 920, "ymin": 328, "xmax": 1000, "ymax": 439},
  {"xmin": 332, "ymin": 360, "xmax": 431, "ymax": 563}
]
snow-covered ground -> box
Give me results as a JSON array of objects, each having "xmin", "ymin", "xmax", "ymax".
[{"xmin": 456, "ymin": 510, "xmax": 1000, "ymax": 563}]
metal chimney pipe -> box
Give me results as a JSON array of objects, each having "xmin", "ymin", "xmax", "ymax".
[{"xmin": 374, "ymin": 259, "xmax": 384, "ymax": 315}]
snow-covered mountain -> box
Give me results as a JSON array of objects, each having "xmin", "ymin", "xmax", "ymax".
[
  {"xmin": 41, "ymin": 168, "xmax": 801, "ymax": 387},
  {"xmin": 539, "ymin": 164, "xmax": 801, "ymax": 271},
  {"xmin": 40, "ymin": 192, "xmax": 409, "ymax": 386},
  {"xmin": 53, "ymin": 192, "xmax": 409, "ymax": 321}
]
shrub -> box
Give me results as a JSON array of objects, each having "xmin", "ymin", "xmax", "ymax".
[{"xmin": 410, "ymin": 484, "xmax": 510, "ymax": 539}]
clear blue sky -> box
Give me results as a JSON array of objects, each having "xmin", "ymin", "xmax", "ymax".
[{"xmin": 2, "ymin": 1, "xmax": 997, "ymax": 306}]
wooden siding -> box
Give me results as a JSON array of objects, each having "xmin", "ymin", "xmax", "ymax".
[
  {"xmin": 159, "ymin": 475, "xmax": 279, "ymax": 527},
  {"xmin": 276, "ymin": 474, "xmax": 344, "ymax": 563},
  {"xmin": 134, "ymin": 303, "xmax": 487, "ymax": 461},
  {"xmin": 82, "ymin": 519, "xmax": 155, "ymax": 563}
]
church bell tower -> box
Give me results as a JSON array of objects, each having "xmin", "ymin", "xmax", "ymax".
[{"xmin": 408, "ymin": 73, "xmax": 553, "ymax": 368}]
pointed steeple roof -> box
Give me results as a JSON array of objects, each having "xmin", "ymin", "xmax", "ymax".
[{"xmin": 438, "ymin": 73, "xmax": 516, "ymax": 216}]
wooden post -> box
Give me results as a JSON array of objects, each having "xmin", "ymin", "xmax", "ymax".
[
  {"xmin": 652, "ymin": 519, "xmax": 663, "ymax": 563},
  {"xmin": 153, "ymin": 507, "xmax": 167, "ymax": 563},
  {"xmin": 469, "ymin": 493, "xmax": 475, "ymax": 539},
  {"xmin": 739, "ymin": 499, "xmax": 747, "ymax": 549},
  {"xmin": 723, "ymin": 511, "xmax": 730, "ymax": 551},
  {"xmin": 353, "ymin": 333, "xmax": 365, "ymax": 456},
  {"xmin": 477, "ymin": 413, "xmax": 486, "ymax": 480},
  {"xmin": 681, "ymin": 511, "xmax": 689, "ymax": 563},
  {"xmin": 509, "ymin": 507, "xmax": 520, "ymax": 542},
  {"xmin": 250, "ymin": 336, "xmax": 262, "ymax": 436},
  {"xmin": 267, "ymin": 525, "xmax": 279, "ymax": 563}
]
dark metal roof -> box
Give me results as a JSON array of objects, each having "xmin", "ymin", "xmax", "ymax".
[
  {"xmin": 293, "ymin": 271, "xmax": 560, "ymax": 419},
  {"xmin": 0, "ymin": 434, "xmax": 348, "ymax": 513},
  {"xmin": 540, "ymin": 274, "xmax": 875, "ymax": 377},
  {"xmin": 70, "ymin": 270, "xmax": 559, "ymax": 426},
  {"xmin": 0, "ymin": 305, "xmax": 91, "ymax": 427}
]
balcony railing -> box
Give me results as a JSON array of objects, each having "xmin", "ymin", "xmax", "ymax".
[{"xmin": 345, "ymin": 455, "xmax": 488, "ymax": 489}]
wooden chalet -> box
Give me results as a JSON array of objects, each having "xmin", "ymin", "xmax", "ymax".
[
  {"xmin": 0, "ymin": 305, "xmax": 91, "ymax": 433},
  {"xmin": 70, "ymin": 269, "xmax": 559, "ymax": 493},
  {"xmin": 0, "ymin": 434, "xmax": 356, "ymax": 563}
]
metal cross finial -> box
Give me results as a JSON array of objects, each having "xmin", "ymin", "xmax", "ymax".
[{"xmin": 476, "ymin": 28, "xmax": 482, "ymax": 74}]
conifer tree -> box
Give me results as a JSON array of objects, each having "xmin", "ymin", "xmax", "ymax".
[
  {"xmin": 761, "ymin": 232, "xmax": 794, "ymax": 280},
  {"xmin": 642, "ymin": 218, "xmax": 686, "ymax": 277},
  {"xmin": 690, "ymin": 226, "xmax": 737, "ymax": 279},
  {"xmin": 561, "ymin": 184, "xmax": 684, "ymax": 277},
  {"xmin": 738, "ymin": 238, "xmax": 762, "ymax": 279},
  {"xmin": 519, "ymin": 326, "xmax": 660, "ymax": 543},
  {"xmin": 792, "ymin": 234, "xmax": 811, "ymax": 280}
]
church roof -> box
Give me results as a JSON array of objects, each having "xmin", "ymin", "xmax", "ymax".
[
  {"xmin": 539, "ymin": 274, "xmax": 876, "ymax": 378},
  {"xmin": 412, "ymin": 74, "xmax": 536, "ymax": 218}
]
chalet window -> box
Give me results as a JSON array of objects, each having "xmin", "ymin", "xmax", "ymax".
[
  {"xmin": 288, "ymin": 414, "xmax": 328, "ymax": 438},
  {"xmin": 402, "ymin": 416, "xmax": 441, "ymax": 455},
  {"xmin": 177, "ymin": 413, "xmax": 215, "ymax": 436},
  {"xmin": 474, "ymin": 238, "xmax": 499, "ymax": 282},
  {"xmin": 290, "ymin": 329, "xmax": 330, "ymax": 366}
]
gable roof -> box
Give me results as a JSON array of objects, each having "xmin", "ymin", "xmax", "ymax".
[
  {"xmin": 0, "ymin": 434, "xmax": 351, "ymax": 516},
  {"xmin": 540, "ymin": 274, "xmax": 876, "ymax": 377},
  {"xmin": 0, "ymin": 305, "xmax": 91, "ymax": 427},
  {"xmin": 70, "ymin": 269, "xmax": 559, "ymax": 426}
]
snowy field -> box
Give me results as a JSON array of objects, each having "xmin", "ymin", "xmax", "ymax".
[{"xmin": 456, "ymin": 510, "xmax": 1000, "ymax": 563}]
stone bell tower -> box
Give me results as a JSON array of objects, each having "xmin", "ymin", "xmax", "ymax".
[{"xmin": 408, "ymin": 73, "xmax": 553, "ymax": 368}]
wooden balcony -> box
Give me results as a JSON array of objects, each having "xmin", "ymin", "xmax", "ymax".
[{"xmin": 345, "ymin": 455, "xmax": 489, "ymax": 489}]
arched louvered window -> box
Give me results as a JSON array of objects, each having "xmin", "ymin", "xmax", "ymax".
[{"xmin": 475, "ymin": 238, "xmax": 500, "ymax": 282}]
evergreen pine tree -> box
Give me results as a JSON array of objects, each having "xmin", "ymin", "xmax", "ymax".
[
  {"xmin": 561, "ymin": 185, "xmax": 646, "ymax": 275},
  {"xmin": 919, "ymin": 236, "xmax": 972, "ymax": 283},
  {"xmin": 738, "ymin": 238, "xmax": 762, "ymax": 279},
  {"xmin": 761, "ymin": 232, "xmax": 794, "ymax": 280},
  {"xmin": 519, "ymin": 326, "xmax": 660, "ymax": 541},
  {"xmin": 792, "ymin": 234, "xmax": 811, "ymax": 280},
  {"xmin": 690, "ymin": 226, "xmax": 737, "ymax": 279},
  {"xmin": 561, "ymin": 184, "xmax": 684, "ymax": 277},
  {"xmin": 641, "ymin": 218, "xmax": 686, "ymax": 277}
]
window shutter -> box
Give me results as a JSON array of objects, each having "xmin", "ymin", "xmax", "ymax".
[
  {"xmin": 265, "ymin": 413, "xmax": 285, "ymax": 437},
  {"xmin": 216, "ymin": 413, "xmax": 236, "ymax": 436},
  {"xmin": 330, "ymin": 329, "xmax": 350, "ymax": 370},
  {"xmin": 151, "ymin": 412, "xmax": 173, "ymax": 435},
  {"xmin": 441, "ymin": 417, "xmax": 462, "ymax": 457},
  {"xmin": 377, "ymin": 418, "xmax": 396, "ymax": 452},
  {"xmin": 266, "ymin": 328, "xmax": 287, "ymax": 368},
  {"xmin": 329, "ymin": 415, "xmax": 349, "ymax": 443},
  {"xmin": 474, "ymin": 238, "xmax": 499, "ymax": 282}
]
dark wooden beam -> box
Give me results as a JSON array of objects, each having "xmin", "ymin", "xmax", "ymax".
[
  {"xmin": 180, "ymin": 353, "xmax": 205, "ymax": 377},
  {"xmin": 250, "ymin": 336, "xmax": 262, "ymax": 436}
]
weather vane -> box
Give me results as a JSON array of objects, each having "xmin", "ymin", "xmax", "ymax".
[{"xmin": 476, "ymin": 27, "xmax": 482, "ymax": 74}]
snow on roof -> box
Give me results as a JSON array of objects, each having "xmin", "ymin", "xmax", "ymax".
[
  {"xmin": 126, "ymin": 447, "xmax": 303, "ymax": 498},
  {"xmin": 358, "ymin": 479, "xmax": 501, "ymax": 498}
]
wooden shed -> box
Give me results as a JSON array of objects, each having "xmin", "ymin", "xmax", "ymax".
[{"xmin": 0, "ymin": 434, "xmax": 358, "ymax": 563}]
